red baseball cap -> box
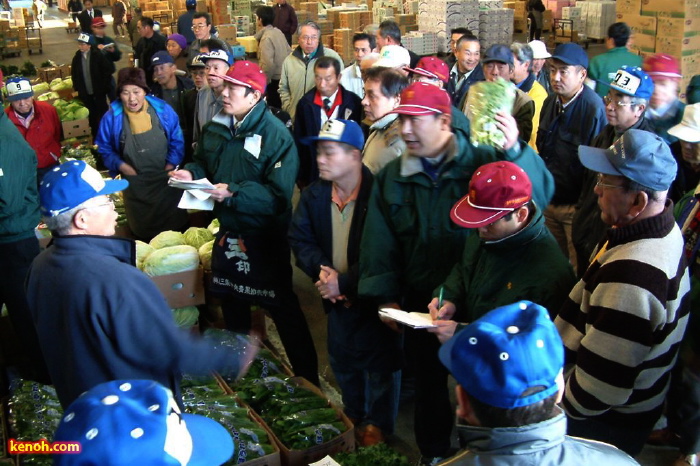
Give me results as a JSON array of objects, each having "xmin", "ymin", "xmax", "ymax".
[
  {"xmin": 391, "ymin": 82, "xmax": 452, "ymax": 116},
  {"xmin": 91, "ymin": 16, "xmax": 106, "ymax": 27},
  {"xmin": 450, "ymin": 161, "xmax": 532, "ymax": 228},
  {"xmin": 405, "ymin": 57, "xmax": 449, "ymax": 84},
  {"xmin": 217, "ymin": 60, "xmax": 267, "ymax": 94},
  {"xmin": 643, "ymin": 53, "xmax": 682, "ymax": 81}
]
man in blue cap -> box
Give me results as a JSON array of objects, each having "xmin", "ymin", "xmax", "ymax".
[
  {"xmin": 150, "ymin": 50, "xmax": 194, "ymax": 125},
  {"xmin": 71, "ymin": 32, "xmax": 114, "ymax": 137},
  {"xmin": 25, "ymin": 160, "xmax": 258, "ymax": 409},
  {"xmin": 437, "ymin": 301, "xmax": 638, "ymax": 465},
  {"xmin": 536, "ymin": 42, "xmax": 607, "ymax": 273},
  {"xmin": 289, "ymin": 119, "xmax": 403, "ymax": 447},
  {"xmin": 572, "ymin": 66, "xmax": 655, "ymax": 275},
  {"xmin": 556, "ymin": 129, "xmax": 690, "ymax": 456},
  {"xmin": 54, "ymin": 379, "xmax": 234, "ymax": 465}
]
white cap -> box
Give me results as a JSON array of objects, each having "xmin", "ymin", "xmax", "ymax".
[
  {"xmin": 528, "ymin": 40, "xmax": 551, "ymax": 59},
  {"xmin": 372, "ymin": 45, "xmax": 411, "ymax": 69}
]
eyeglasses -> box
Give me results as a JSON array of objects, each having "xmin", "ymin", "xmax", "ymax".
[
  {"xmin": 82, "ymin": 198, "xmax": 115, "ymax": 210},
  {"xmin": 300, "ymin": 35, "xmax": 318, "ymax": 41},
  {"xmin": 603, "ymin": 95, "xmax": 636, "ymax": 109},
  {"xmin": 191, "ymin": 24, "xmax": 207, "ymax": 30},
  {"xmin": 595, "ymin": 174, "xmax": 624, "ymax": 190}
]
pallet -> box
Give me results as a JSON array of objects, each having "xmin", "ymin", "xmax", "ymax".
[{"xmin": 0, "ymin": 49, "xmax": 22, "ymax": 58}]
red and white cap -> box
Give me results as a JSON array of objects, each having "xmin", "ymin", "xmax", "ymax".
[
  {"xmin": 405, "ymin": 57, "xmax": 449, "ymax": 84},
  {"xmin": 391, "ymin": 82, "xmax": 452, "ymax": 116},
  {"xmin": 643, "ymin": 53, "xmax": 682, "ymax": 80},
  {"xmin": 216, "ymin": 60, "xmax": 267, "ymax": 93},
  {"xmin": 450, "ymin": 161, "xmax": 532, "ymax": 228}
]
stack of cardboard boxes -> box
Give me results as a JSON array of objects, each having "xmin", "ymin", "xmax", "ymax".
[
  {"xmin": 579, "ymin": 1, "xmax": 615, "ymax": 39},
  {"xmin": 616, "ymin": 0, "xmax": 699, "ymax": 100},
  {"xmin": 478, "ymin": 0, "xmax": 515, "ymax": 51},
  {"xmin": 417, "ymin": 0, "xmax": 480, "ymax": 53}
]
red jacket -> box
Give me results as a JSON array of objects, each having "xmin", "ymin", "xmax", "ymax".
[{"xmin": 5, "ymin": 101, "xmax": 62, "ymax": 169}]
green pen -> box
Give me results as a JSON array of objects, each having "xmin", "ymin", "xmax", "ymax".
[{"xmin": 437, "ymin": 286, "xmax": 444, "ymax": 320}]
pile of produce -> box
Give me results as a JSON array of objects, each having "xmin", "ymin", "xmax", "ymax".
[
  {"xmin": 465, "ymin": 78, "xmax": 516, "ymax": 149},
  {"xmin": 59, "ymin": 143, "xmax": 97, "ymax": 169},
  {"xmin": 183, "ymin": 226, "xmax": 214, "ymax": 249},
  {"xmin": 7, "ymin": 380, "xmax": 62, "ymax": 466},
  {"xmin": 172, "ymin": 305, "xmax": 199, "ymax": 328},
  {"xmin": 53, "ymin": 98, "xmax": 89, "ymax": 122},
  {"xmin": 334, "ymin": 444, "xmax": 409, "ymax": 466},
  {"xmin": 181, "ymin": 374, "xmax": 276, "ymax": 464}
]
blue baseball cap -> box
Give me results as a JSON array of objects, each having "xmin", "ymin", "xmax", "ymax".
[
  {"xmin": 5, "ymin": 76, "xmax": 34, "ymax": 101},
  {"xmin": 302, "ymin": 119, "xmax": 365, "ymax": 150},
  {"xmin": 606, "ymin": 66, "xmax": 654, "ymax": 100},
  {"xmin": 483, "ymin": 44, "xmax": 514, "ymax": 67},
  {"xmin": 151, "ymin": 50, "xmax": 175, "ymax": 69},
  {"xmin": 578, "ymin": 129, "xmax": 677, "ymax": 191},
  {"xmin": 76, "ymin": 32, "xmax": 94, "ymax": 44},
  {"xmin": 39, "ymin": 160, "xmax": 129, "ymax": 217},
  {"xmin": 201, "ymin": 49, "xmax": 233, "ymax": 66},
  {"xmin": 551, "ymin": 42, "xmax": 588, "ymax": 68},
  {"xmin": 439, "ymin": 301, "xmax": 564, "ymax": 409},
  {"xmin": 54, "ymin": 380, "xmax": 234, "ymax": 466}
]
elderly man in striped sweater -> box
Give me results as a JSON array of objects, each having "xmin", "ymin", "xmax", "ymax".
[{"xmin": 555, "ymin": 129, "xmax": 690, "ymax": 457}]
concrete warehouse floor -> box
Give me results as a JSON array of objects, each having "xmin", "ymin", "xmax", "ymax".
[{"xmin": 1, "ymin": 7, "xmax": 684, "ymax": 465}]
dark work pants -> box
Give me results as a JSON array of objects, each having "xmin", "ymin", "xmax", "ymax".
[
  {"xmin": 83, "ymin": 93, "xmax": 110, "ymax": 137},
  {"xmin": 220, "ymin": 259, "xmax": 319, "ymax": 386},
  {"xmin": 266, "ymin": 79, "xmax": 282, "ymax": 110},
  {"xmin": 404, "ymin": 295, "xmax": 453, "ymax": 459},
  {"xmin": 667, "ymin": 353, "xmax": 700, "ymax": 455},
  {"xmin": 0, "ymin": 237, "xmax": 51, "ymax": 384}
]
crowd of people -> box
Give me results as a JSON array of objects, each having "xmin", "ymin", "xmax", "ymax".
[{"xmin": 2, "ymin": 8, "xmax": 700, "ymax": 465}]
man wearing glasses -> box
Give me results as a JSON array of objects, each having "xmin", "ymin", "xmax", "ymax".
[
  {"xmin": 279, "ymin": 21, "xmax": 343, "ymax": 120},
  {"xmin": 571, "ymin": 66, "xmax": 655, "ymax": 276},
  {"xmin": 556, "ymin": 129, "xmax": 689, "ymax": 456},
  {"xmin": 186, "ymin": 12, "xmax": 232, "ymax": 60},
  {"xmin": 25, "ymin": 160, "xmax": 259, "ymax": 409}
]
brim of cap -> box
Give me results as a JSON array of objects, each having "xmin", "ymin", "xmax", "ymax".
[
  {"xmin": 404, "ymin": 66, "xmax": 436, "ymax": 79},
  {"xmin": 482, "ymin": 58, "xmax": 511, "ymax": 66},
  {"xmin": 668, "ymin": 123, "xmax": 700, "ymax": 143},
  {"xmin": 450, "ymin": 193, "xmax": 515, "ymax": 228},
  {"xmin": 390, "ymin": 104, "xmax": 443, "ymax": 116},
  {"xmin": 214, "ymin": 73, "xmax": 252, "ymax": 89},
  {"xmin": 181, "ymin": 413, "xmax": 234, "ymax": 466},
  {"xmin": 647, "ymin": 71, "xmax": 682, "ymax": 79},
  {"xmin": 373, "ymin": 58, "xmax": 407, "ymax": 68},
  {"xmin": 7, "ymin": 91, "xmax": 33, "ymax": 101},
  {"xmin": 578, "ymin": 145, "xmax": 622, "ymax": 177},
  {"xmin": 202, "ymin": 56, "xmax": 232, "ymax": 65},
  {"xmin": 301, "ymin": 135, "xmax": 362, "ymax": 150},
  {"xmin": 550, "ymin": 55, "xmax": 582, "ymax": 67},
  {"xmin": 99, "ymin": 179, "xmax": 130, "ymax": 197},
  {"xmin": 532, "ymin": 52, "xmax": 551, "ymax": 59}
]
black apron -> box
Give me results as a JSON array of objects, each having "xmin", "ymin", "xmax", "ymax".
[{"xmin": 121, "ymin": 106, "xmax": 188, "ymax": 240}]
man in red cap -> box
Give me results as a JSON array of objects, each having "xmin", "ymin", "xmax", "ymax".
[
  {"xmin": 643, "ymin": 53, "xmax": 686, "ymax": 146},
  {"xmin": 170, "ymin": 61, "xmax": 320, "ymax": 387},
  {"xmin": 427, "ymin": 161, "xmax": 575, "ymax": 343},
  {"xmin": 359, "ymin": 81, "xmax": 554, "ymax": 465}
]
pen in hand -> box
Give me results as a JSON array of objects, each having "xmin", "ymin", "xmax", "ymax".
[{"xmin": 437, "ymin": 286, "xmax": 444, "ymax": 320}]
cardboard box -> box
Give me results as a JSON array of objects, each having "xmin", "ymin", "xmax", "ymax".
[
  {"xmin": 216, "ymin": 23, "xmax": 238, "ymax": 43},
  {"xmin": 655, "ymin": 34, "xmax": 700, "ymax": 56},
  {"xmin": 641, "ymin": 0, "xmax": 700, "ymax": 18},
  {"xmin": 656, "ymin": 17, "xmax": 699, "ymax": 37},
  {"xmin": 150, "ymin": 267, "xmax": 206, "ymax": 308},
  {"xmin": 629, "ymin": 32, "xmax": 656, "ymax": 52},
  {"xmin": 62, "ymin": 118, "xmax": 91, "ymax": 139},
  {"xmin": 38, "ymin": 66, "xmax": 62, "ymax": 83},
  {"xmin": 616, "ymin": 0, "xmax": 642, "ymax": 14},
  {"xmin": 616, "ymin": 13, "xmax": 657, "ymax": 35}
]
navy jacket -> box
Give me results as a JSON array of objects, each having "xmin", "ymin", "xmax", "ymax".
[
  {"xmin": 537, "ymin": 85, "xmax": 607, "ymax": 205},
  {"xmin": 26, "ymin": 235, "xmax": 246, "ymax": 409},
  {"xmin": 447, "ymin": 63, "xmax": 485, "ymax": 109},
  {"xmin": 293, "ymin": 85, "xmax": 362, "ymax": 187},
  {"xmin": 288, "ymin": 166, "xmax": 402, "ymax": 371}
]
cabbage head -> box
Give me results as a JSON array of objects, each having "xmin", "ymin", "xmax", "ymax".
[
  {"xmin": 142, "ymin": 245, "xmax": 199, "ymax": 276},
  {"xmin": 207, "ymin": 218, "xmax": 220, "ymax": 235},
  {"xmin": 149, "ymin": 230, "xmax": 186, "ymax": 249},
  {"xmin": 183, "ymin": 227, "xmax": 214, "ymax": 249},
  {"xmin": 32, "ymin": 82, "xmax": 50, "ymax": 94},
  {"xmin": 135, "ymin": 240, "xmax": 155, "ymax": 270},
  {"xmin": 198, "ymin": 240, "xmax": 214, "ymax": 271},
  {"xmin": 172, "ymin": 306, "xmax": 199, "ymax": 328},
  {"xmin": 73, "ymin": 107, "xmax": 90, "ymax": 120}
]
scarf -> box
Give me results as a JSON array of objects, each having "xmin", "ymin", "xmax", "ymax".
[{"xmin": 125, "ymin": 99, "xmax": 152, "ymax": 134}]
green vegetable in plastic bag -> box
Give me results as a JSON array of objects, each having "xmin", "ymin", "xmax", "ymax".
[
  {"xmin": 465, "ymin": 78, "xmax": 516, "ymax": 149},
  {"xmin": 281, "ymin": 422, "xmax": 346, "ymax": 450},
  {"xmin": 142, "ymin": 245, "xmax": 199, "ymax": 276},
  {"xmin": 184, "ymin": 226, "xmax": 214, "ymax": 249},
  {"xmin": 334, "ymin": 443, "xmax": 410, "ymax": 466},
  {"xmin": 149, "ymin": 230, "xmax": 186, "ymax": 249}
]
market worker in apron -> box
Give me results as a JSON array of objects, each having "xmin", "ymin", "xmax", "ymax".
[
  {"xmin": 170, "ymin": 61, "xmax": 320, "ymax": 386},
  {"xmin": 96, "ymin": 67, "xmax": 188, "ymax": 241}
]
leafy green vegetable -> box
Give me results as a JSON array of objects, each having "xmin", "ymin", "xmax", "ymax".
[
  {"xmin": 465, "ymin": 78, "xmax": 516, "ymax": 149},
  {"xmin": 198, "ymin": 239, "xmax": 214, "ymax": 271},
  {"xmin": 135, "ymin": 240, "xmax": 154, "ymax": 269},
  {"xmin": 142, "ymin": 245, "xmax": 199, "ymax": 276},
  {"xmin": 184, "ymin": 226, "xmax": 214, "ymax": 249},
  {"xmin": 172, "ymin": 306, "xmax": 199, "ymax": 327},
  {"xmin": 149, "ymin": 230, "xmax": 186, "ymax": 249},
  {"xmin": 334, "ymin": 443, "xmax": 410, "ymax": 466},
  {"xmin": 207, "ymin": 218, "xmax": 220, "ymax": 235}
]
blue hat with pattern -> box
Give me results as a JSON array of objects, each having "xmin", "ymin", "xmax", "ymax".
[
  {"xmin": 439, "ymin": 301, "xmax": 564, "ymax": 409},
  {"xmin": 607, "ymin": 66, "xmax": 654, "ymax": 100},
  {"xmin": 5, "ymin": 76, "xmax": 34, "ymax": 101},
  {"xmin": 39, "ymin": 160, "xmax": 129, "ymax": 217},
  {"xmin": 54, "ymin": 380, "xmax": 234, "ymax": 466},
  {"xmin": 302, "ymin": 119, "xmax": 365, "ymax": 150}
]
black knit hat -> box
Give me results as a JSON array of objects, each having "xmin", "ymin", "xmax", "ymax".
[{"xmin": 117, "ymin": 67, "xmax": 150, "ymax": 93}]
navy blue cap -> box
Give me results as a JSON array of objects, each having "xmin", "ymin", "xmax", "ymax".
[
  {"xmin": 5, "ymin": 76, "xmax": 34, "ymax": 101},
  {"xmin": 578, "ymin": 129, "xmax": 677, "ymax": 191},
  {"xmin": 76, "ymin": 32, "xmax": 94, "ymax": 45},
  {"xmin": 302, "ymin": 119, "xmax": 365, "ymax": 150},
  {"xmin": 150, "ymin": 50, "xmax": 175, "ymax": 69},
  {"xmin": 483, "ymin": 44, "xmax": 514, "ymax": 67},
  {"xmin": 39, "ymin": 160, "xmax": 128, "ymax": 217},
  {"xmin": 607, "ymin": 66, "xmax": 654, "ymax": 100},
  {"xmin": 551, "ymin": 42, "xmax": 588, "ymax": 68},
  {"xmin": 54, "ymin": 380, "xmax": 234, "ymax": 466},
  {"xmin": 439, "ymin": 301, "xmax": 564, "ymax": 409}
]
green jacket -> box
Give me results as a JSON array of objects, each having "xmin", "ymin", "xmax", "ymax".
[
  {"xmin": 0, "ymin": 111, "xmax": 40, "ymax": 243},
  {"xmin": 588, "ymin": 47, "xmax": 643, "ymax": 98},
  {"xmin": 358, "ymin": 133, "xmax": 555, "ymax": 304},
  {"xmin": 185, "ymin": 101, "xmax": 299, "ymax": 235},
  {"xmin": 437, "ymin": 207, "xmax": 576, "ymax": 322}
]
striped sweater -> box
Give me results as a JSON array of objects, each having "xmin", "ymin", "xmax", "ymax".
[{"xmin": 555, "ymin": 202, "xmax": 690, "ymax": 428}]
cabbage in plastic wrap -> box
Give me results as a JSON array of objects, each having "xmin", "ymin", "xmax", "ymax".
[{"xmin": 465, "ymin": 78, "xmax": 516, "ymax": 149}]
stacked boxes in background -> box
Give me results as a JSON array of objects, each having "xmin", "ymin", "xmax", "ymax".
[
  {"xmin": 561, "ymin": 6, "xmax": 584, "ymax": 34},
  {"xmin": 417, "ymin": 0, "xmax": 480, "ymax": 53},
  {"xmin": 505, "ymin": 1, "xmax": 529, "ymax": 32},
  {"xmin": 233, "ymin": 15, "xmax": 251, "ymax": 36},
  {"xmin": 334, "ymin": 27, "xmax": 354, "ymax": 64},
  {"xmin": 300, "ymin": 1, "xmax": 320, "ymax": 20},
  {"xmin": 478, "ymin": 1, "xmax": 514, "ymax": 51},
  {"xmin": 402, "ymin": 31, "xmax": 439, "ymax": 55},
  {"xmin": 209, "ymin": 0, "xmax": 231, "ymax": 26}
]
